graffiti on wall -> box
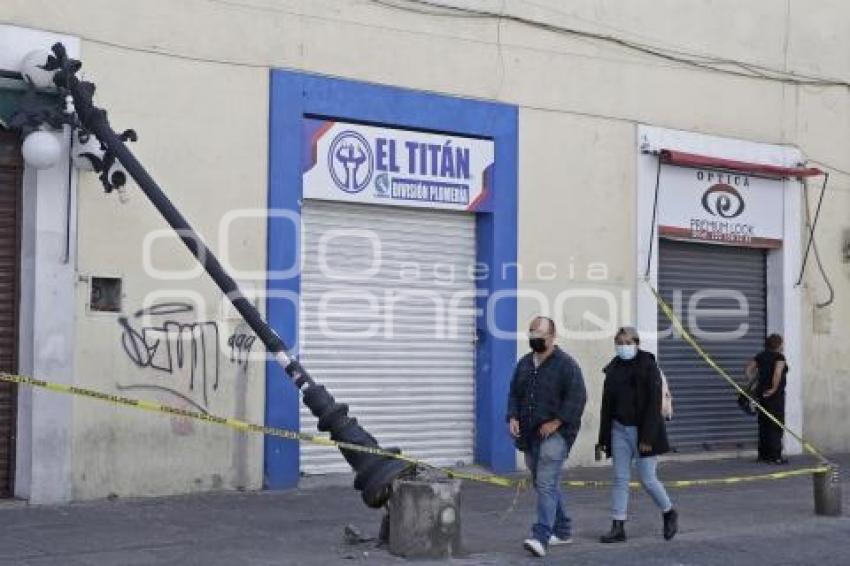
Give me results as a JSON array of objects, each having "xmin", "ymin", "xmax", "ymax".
[
  {"xmin": 118, "ymin": 302, "xmax": 220, "ymax": 408},
  {"xmin": 227, "ymin": 331, "xmax": 257, "ymax": 369},
  {"xmin": 117, "ymin": 302, "xmax": 258, "ymax": 435}
]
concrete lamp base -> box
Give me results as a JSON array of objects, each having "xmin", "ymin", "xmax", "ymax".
[
  {"xmin": 388, "ymin": 478, "xmax": 462, "ymax": 559},
  {"xmin": 813, "ymin": 465, "xmax": 842, "ymax": 517}
]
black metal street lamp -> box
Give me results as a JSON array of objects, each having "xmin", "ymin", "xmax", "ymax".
[{"xmin": 6, "ymin": 42, "xmax": 415, "ymax": 509}]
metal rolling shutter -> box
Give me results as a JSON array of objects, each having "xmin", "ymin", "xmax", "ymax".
[
  {"xmin": 299, "ymin": 200, "xmax": 476, "ymax": 474},
  {"xmin": 0, "ymin": 131, "xmax": 21, "ymax": 497},
  {"xmin": 658, "ymin": 239, "xmax": 765, "ymax": 451}
]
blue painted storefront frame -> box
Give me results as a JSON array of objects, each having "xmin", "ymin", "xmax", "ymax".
[{"xmin": 266, "ymin": 70, "xmax": 518, "ymax": 489}]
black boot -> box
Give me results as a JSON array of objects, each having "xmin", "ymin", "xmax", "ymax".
[
  {"xmin": 599, "ymin": 520, "xmax": 626, "ymax": 543},
  {"xmin": 663, "ymin": 508, "xmax": 678, "ymax": 540}
]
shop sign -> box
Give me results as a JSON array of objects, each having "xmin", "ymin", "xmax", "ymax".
[
  {"xmin": 303, "ymin": 119, "xmax": 494, "ymax": 212},
  {"xmin": 658, "ymin": 166, "xmax": 784, "ymax": 248}
]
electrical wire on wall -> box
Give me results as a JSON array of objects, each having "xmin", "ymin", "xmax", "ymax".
[
  {"xmin": 368, "ymin": 0, "xmax": 850, "ymax": 88},
  {"xmin": 802, "ymin": 177, "xmax": 835, "ymax": 308},
  {"xmin": 4, "ymin": 1, "xmax": 850, "ymax": 90},
  {"xmin": 644, "ymin": 156, "xmax": 662, "ymax": 280},
  {"xmin": 63, "ymin": 95, "xmax": 77, "ymax": 265}
]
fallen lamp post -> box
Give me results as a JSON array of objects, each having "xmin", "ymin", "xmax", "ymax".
[{"xmin": 20, "ymin": 42, "xmax": 417, "ymax": 510}]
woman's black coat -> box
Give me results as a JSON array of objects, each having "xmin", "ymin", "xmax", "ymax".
[{"xmin": 597, "ymin": 349, "xmax": 670, "ymax": 458}]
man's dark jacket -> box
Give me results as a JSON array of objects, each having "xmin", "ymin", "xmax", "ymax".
[
  {"xmin": 598, "ymin": 349, "xmax": 670, "ymax": 458},
  {"xmin": 506, "ymin": 346, "xmax": 587, "ymax": 451}
]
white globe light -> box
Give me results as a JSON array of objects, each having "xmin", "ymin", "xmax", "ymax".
[
  {"xmin": 22, "ymin": 130, "xmax": 62, "ymax": 170},
  {"xmin": 19, "ymin": 50, "xmax": 55, "ymax": 89}
]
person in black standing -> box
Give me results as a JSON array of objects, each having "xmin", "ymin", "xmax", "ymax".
[{"xmin": 744, "ymin": 333, "xmax": 788, "ymax": 464}]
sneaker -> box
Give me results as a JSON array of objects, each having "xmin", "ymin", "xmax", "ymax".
[
  {"xmin": 523, "ymin": 538, "xmax": 547, "ymax": 557},
  {"xmin": 549, "ymin": 534, "xmax": 573, "ymax": 546}
]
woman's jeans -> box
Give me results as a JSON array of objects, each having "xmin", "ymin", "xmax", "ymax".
[
  {"xmin": 524, "ymin": 433, "xmax": 572, "ymax": 544},
  {"xmin": 610, "ymin": 420, "xmax": 672, "ymax": 520}
]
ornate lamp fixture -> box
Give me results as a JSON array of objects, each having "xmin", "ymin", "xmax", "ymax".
[{"xmin": 6, "ymin": 43, "xmax": 415, "ymax": 508}]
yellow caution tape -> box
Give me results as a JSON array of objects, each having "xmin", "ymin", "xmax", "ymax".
[
  {"xmin": 0, "ymin": 372, "xmax": 830, "ymax": 491},
  {"xmin": 0, "ymin": 373, "xmax": 516, "ymax": 489},
  {"xmin": 647, "ymin": 282, "xmax": 830, "ymax": 464},
  {"xmin": 566, "ymin": 466, "xmax": 830, "ymax": 489}
]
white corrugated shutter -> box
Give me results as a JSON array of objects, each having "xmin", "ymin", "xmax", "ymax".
[{"xmin": 299, "ymin": 200, "xmax": 476, "ymax": 474}]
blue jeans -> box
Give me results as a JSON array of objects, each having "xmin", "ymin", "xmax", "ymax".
[
  {"xmin": 611, "ymin": 420, "xmax": 672, "ymax": 520},
  {"xmin": 524, "ymin": 433, "xmax": 572, "ymax": 544}
]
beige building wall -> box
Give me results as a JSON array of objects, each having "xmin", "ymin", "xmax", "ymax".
[
  {"xmin": 67, "ymin": 42, "xmax": 270, "ymax": 499},
  {"xmin": 1, "ymin": 0, "xmax": 848, "ymax": 498}
]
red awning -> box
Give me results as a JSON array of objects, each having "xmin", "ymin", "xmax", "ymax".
[{"xmin": 659, "ymin": 149, "xmax": 823, "ymax": 178}]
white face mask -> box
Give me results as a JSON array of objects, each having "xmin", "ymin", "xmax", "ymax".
[{"xmin": 616, "ymin": 344, "xmax": 638, "ymax": 360}]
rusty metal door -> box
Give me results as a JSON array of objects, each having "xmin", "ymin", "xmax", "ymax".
[{"xmin": 0, "ymin": 130, "xmax": 22, "ymax": 497}]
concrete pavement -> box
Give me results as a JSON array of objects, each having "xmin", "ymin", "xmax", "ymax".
[{"xmin": 0, "ymin": 453, "xmax": 848, "ymax": 565}]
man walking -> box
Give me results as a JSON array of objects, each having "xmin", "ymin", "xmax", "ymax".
[{"xmin": 507, "ymin": 316, "xmax": 587, "ymax": 558}]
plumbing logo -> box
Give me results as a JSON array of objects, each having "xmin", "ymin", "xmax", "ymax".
[{"xmin": 328, "ymin": 131, "xmax": 373, "ymax": 193}]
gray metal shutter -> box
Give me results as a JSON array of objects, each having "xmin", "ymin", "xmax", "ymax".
[
  {"xmin": 0, "ymin": 131, "xmax": 21, "ymax": 497},
  {"xmin": 658, "ymin": 239, "xmax": 765, "ymax": 451},
  {"xmin": 299, "ymin": 200, "xmax": 476, "ymax": 474}
]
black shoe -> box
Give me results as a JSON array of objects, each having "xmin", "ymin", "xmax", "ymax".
[
  {"xmin": 599, "ymin": 520, "xmax": 626, "ymax": 543},
  {"xmin": 663, "ymin": 509, "xmax": 678, "ymax": 541}
]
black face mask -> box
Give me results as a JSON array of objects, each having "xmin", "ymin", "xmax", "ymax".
[{"xmin": 529, "ymin": 337, "xmax": 547, "ymax": 353}]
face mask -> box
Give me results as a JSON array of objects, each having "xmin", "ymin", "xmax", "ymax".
[
  {"xmin": 616, "ymin": 344, "xmax": 637, "ymax": 360},
  {"xmin": 529, "ymin": 337, "xmax": 547, "ymax": 353}
]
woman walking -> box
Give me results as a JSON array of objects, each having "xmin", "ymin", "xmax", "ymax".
[
  {"xmin": 744, "ymin": 334, "xmax": 788, "ymax": 464},
  {"xmin": 596, "ymin": 327, "xmax": 678, "ymax": 543}
]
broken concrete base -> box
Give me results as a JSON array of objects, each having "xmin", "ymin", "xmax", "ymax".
[{"xmin": 388, "ymin": 478, "xmax": 462, "ymax": 559}]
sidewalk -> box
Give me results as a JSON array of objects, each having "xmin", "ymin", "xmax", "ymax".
[{"xmin": 1, "ymin": 453, "xmax": 847, "ymax": 565}]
